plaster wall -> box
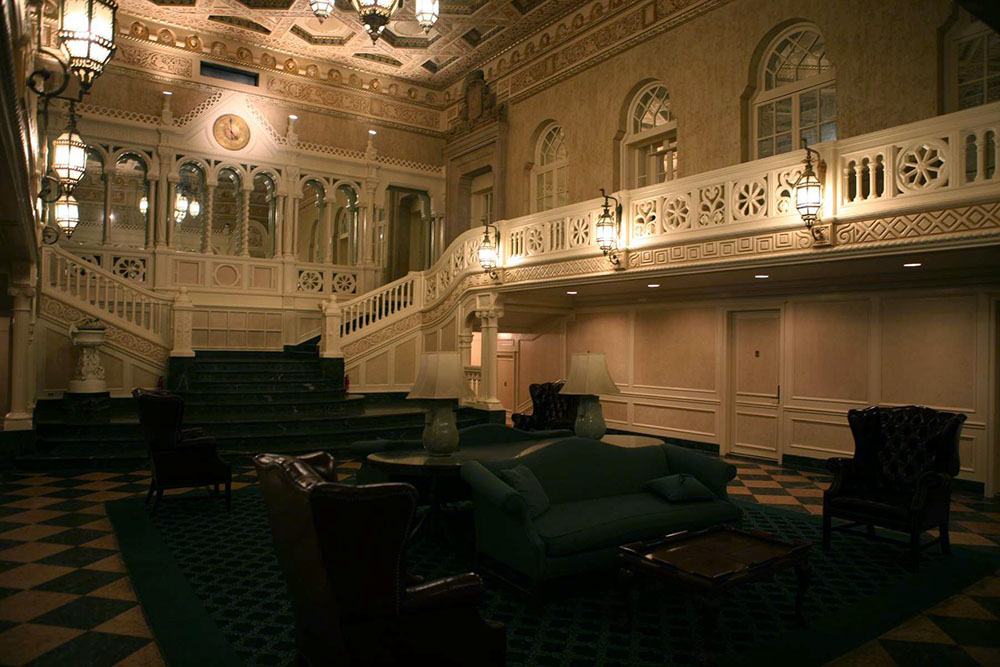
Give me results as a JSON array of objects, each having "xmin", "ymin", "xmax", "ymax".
[
  {"xmin": 507, "ymin": 284, "xmax": 998, "ymax": 488},
  {"xmin": 502, "ymin": 0, "xmax": 954, "ymax": 217}
]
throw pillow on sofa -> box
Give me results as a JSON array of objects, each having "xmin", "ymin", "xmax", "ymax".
[
  {"xmin": 499, "ymin": 465, "xmax": 550, "ymax": 518},
  {"xmin": 645, "ymin": 473, "xmax": 716, "ymax": 502}
]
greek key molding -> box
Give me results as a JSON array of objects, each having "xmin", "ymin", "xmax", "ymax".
[{"xmin": 40, "ymin": 296, "xmax": 171, "ymax": 364}]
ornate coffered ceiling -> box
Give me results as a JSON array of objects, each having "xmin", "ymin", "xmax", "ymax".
[{"xmin": 117, "ymin": 0, "xmax": 593, "ymax": 87}]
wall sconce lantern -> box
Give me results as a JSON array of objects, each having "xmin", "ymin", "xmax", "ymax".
[
  {"xmin": 414, "ymin": 0, "xmax": 439, "ymax": 32},
  {"xmin": 57, "ymin": 0, "xmax": 118, "ymax": 89},
  {"xmin": 352, "ymin": 0, "xmax": 402, "ymax": 43},
  {"xmin": 138, "ymin": 195, "xmax": 148, "ymax": 216},
  {"xmin": 309, "ymin": 0, "xmax": 335, "ymax": 21},
  {"xmin": 27, "ymin": 0, "xmax": 117, "ymax": 239},
  {"xmin": 477, "ymin": 218, "xmax": 500, "ymax": 281},
  {"xmin": 595, "ymin": 188, "xmax": 623, "ymax": 268},
  {"xmin": 173, "ymin": 192, "xmax": 189, "ymax": 223},
  {"xmin": 51, "ymin": 115, "xmax": 88, "ymax": 190},
  {"xmin": 53, "ymin": 193, "xmax": 80, "ymax": 238},
  {"xmin": 794, "ymin": 141, "xmax": 826, "ymax": 242}
]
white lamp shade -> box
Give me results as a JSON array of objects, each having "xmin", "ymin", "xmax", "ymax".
[
  {"xmin": 560, "ymin": 352, "xmax": 620, "ymax": 395},
  {"xmin": 407, "ymin": 352, "xmax": 473, "ymax": 400},
  {"xmin": 309, "ymin": 0, "xmax": 334, "ymax": 20}
]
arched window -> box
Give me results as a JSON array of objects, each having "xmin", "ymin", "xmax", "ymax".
[
  {"xmin": 531, "ymin": 123, "xmax": 568, "ymax": 212},
  {"xmin": 299, "ymin": 179, "xmax": 325, "ymax": 263},
  {"xmin": 752, "ymin": 24, "xmax": 835, "ymax": 159},
  {"xmin": 948, "ymin": 17, "xmax": 1000, "ymax": 110},
  {"xmin": 211, "ymin": 167, "xmax": 242, "ymax": 255},
  {"xmin": 332, "ymin": 184, "xmax": 358, "ymax": 265},
  {"xmin": 174, "ymin": 162, "xmax": 206, "ymax": 253},
  {"xmin": 110, "ymin": 153, "xmax": 148, "ymax": 248},
  {"xmin": 624, "ymin": 83, "xmax": 678, "ymax": 188},
  {"xmin": 69, "ymin": 149, "xmax": 105, "ymax": 244},
  {"xmin": 249, "ymin": 173, "xmax": 276, "ymax": 258}
]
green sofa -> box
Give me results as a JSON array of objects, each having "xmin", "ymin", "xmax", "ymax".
[{"xmin": 461, "ymin": 437, "xmax": 741, "ymax": 583}]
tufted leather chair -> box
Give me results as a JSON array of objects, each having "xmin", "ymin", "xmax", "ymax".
[
  {"xmin": 511, "ymin": 381, "xmax": 581, "ymax": 432},
  {"xmin": 823, "ymin": 405, "xmax": 966, "ymax": 564},
  {"xmin": 133, "ymin": 388, "xmax": 231, "ymax": 514},
  {"xmin": 253, "ymin": 452, "xmax": 506, "ymax": 667}
]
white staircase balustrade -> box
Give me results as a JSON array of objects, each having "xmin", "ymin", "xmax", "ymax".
[
  {"xmin": 339, "ymin": 273, "xmax": 422, "ymax": 341},
  {"xmin": 42, "ymin": 246, "xmax": 173, "ymax": 347}
]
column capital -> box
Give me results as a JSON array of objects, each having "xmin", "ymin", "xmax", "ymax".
[{"xmin": 8, "ymin": 285, "xmax": 36, "ymax": 302}]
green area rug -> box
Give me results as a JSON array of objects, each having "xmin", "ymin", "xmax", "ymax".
[{"xmin": 107, "ymin": 488, "xmax": 1000, "ymax": 667}]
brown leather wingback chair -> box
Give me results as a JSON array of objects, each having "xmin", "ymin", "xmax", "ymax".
[
  {"xmin": 133, "ymin": 389, "xmax": 231, "ymax": 513},
  {"xmin": 511, "ymin": 380, "xmax": 580, "ymax": 431},
  {"xmin": 823, "ymin": 405, "xmax": 966, "ymax": 564},
  {"xmin": 253, "ymin": 452, "xmax": 506, "ymax": 667}
]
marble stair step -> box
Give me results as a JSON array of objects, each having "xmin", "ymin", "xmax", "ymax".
[
  {"xmin": 182, "ymin": 380, "xmax": 346, "ymax": 393},
  {"xmin": 180, "ymin": 389, "xmax": 348, "ymax": 404},
  {"xmin": 190, "ymin": 371, "xmax": 326, "ymax": 383}
]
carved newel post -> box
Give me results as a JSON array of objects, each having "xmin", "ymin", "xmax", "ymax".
[
  {"xmin": 65, "ymin": 318, "xmax": 111, "ymax": 415},
  {"xmin": 68, "ymin": 319, "xmax": 107, "ymax": 394},
  {"xmin": 317, "ymin": 295, "xmax": 347, "ymax": 388},
  {"xmin": 171, "ymin": 287, "xmax": 195, "ymax": 358}
]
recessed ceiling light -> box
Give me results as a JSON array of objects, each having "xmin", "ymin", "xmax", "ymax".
[
  {"xmin": 566, "ymin": 290, "xmax": 578, "ymax": 295},
  {"xmin": 903, "ymin": 262, "xmax": 922, "ymax": 268},
  {"xmin": 754, "ymin": 274, "xmax": 769, "ymax": 279},
  {"xmin": 288, "ymin": 114, "xmax": 298, "ymax": 120},
  {"xmin": 368, "ymin": 129, "xmax": 377, "ymax": 135},
  {"xmin": 647, "ymin": 283, "xmax": 660, "ymax": 288}
]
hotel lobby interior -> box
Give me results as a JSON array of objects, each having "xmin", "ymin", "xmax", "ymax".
[{"xmin": 1, "ymin": 0, "xmax": 1000, "ymax": 664}]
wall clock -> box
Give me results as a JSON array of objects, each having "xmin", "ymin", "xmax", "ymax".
[{"xmin": 213, "ymin": 114, "xmax": 251, "ymax": 151}]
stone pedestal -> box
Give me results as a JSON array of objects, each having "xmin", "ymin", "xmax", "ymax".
[{"xmin": 65, "ymin": 323, "xmax": 110, "ymax": 415}]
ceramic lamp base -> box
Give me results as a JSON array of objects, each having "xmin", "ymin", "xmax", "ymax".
[
  {"xmin": 422, "ymin": 402, "xmax": 459, "ymax": 456},
  {"xmin": 574, "ymin": 395, "xmax": 607, "ymax": 440}
]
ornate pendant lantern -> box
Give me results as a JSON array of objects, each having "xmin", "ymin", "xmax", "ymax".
[
  {"xmin": 57, "ymin": 0, "xmax": 118, "ymax": 89},
  {"xmin": 794, "ymin": 145, "xmax": 823, "ymax": 231},
  {"xmin": 477, "ymin": 218, "xmax": 500, "ymax": 280},
  {"xmin": 138, "ymin": 195, "xmax": 148, "ymax": 216},
  {"xmin": 414, "ymin": 0, "xmax": 438, "ymax": 32},
  {"xmin": 51, "ymin": 117, "xmax": 88, "ymax": 189},
  {"xmin": 188, "ymin": 198, "xmax": 201, "ymax": 219},
  {"xmin": 174, "ymin": 192, "xmax": 189, "ymax": 223},
  {"xmin": 352, "ymin": 0, "xmax": 402, "ymax": 43},
  {"xmin": 595, "ymin": 189, "xmax": 622, "ymax": 267},
  {"xmin": 54, "ymin": 192, "xmax": 80, "ymax": 237},
  {"xmin": 309, "ymin": 0, "xmax": 334, "ymax": 22}
]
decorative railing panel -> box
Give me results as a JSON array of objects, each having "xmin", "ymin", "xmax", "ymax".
[
  {"xmin": 340, "ymin": 274, "xmax": 420, "ymax": 340},
  {"xmin": 42, "ymin": 247, "xmax": 172, "ymax": 345},
  {"xmin": 295, "ymin": 262, "xmax": 359, "ymax": 295},
  {"xmin": 465, "ymin": 366, "xmax": 482, "ymax": 399}
]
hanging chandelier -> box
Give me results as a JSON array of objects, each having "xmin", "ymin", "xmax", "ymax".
[
  {"xmin": 51, "ymin": 114, "xmax": 88, "ymax": 190},
  {"xmin": 57, "ymin": 0, "xmax": 118, "ymax": 89},
  {"xmin": 352, "ymin": 0, "xmax": 402, "ymax": 43},
  {"xmin": 54, "ymin": 193, "xmax": 80, "ymax": 237},
  {"xmin": 414, "ymin": 0, "xmax": 438, "ymax": 32},
  {"xmin": 309, "ymin": 0, "xmax": 334, "ymax": 22}
]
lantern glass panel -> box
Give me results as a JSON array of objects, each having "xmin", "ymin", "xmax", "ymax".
[
  {"xmin": 54, "ymin": 193, "xmax": 80, "ymax": 237},
  {"xmin": 595, "ymin": 212, "xmax": 617, "ymax": 250}
]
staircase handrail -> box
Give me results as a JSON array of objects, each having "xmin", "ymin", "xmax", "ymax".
[
  {"xmin": 41, "ymin": 245, "xmax": 173, "ymax": 344},
  {"xmin": 338, "ymin": 270, "xmax": 423, "ymax": 341}
]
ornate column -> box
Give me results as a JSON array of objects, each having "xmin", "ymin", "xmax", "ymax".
[
  {"xmin": 458, "ymin": 331, "xmax": 473, "ymax": 368},
  {"xmin": 239, "ymin": 187, "xmax": 251, "ymax": 257},
  {"xmin": 144, "ymin": 181, "xmax": 156, "ymax": 249},
  {"xmin": 4, "ymin": 285, "xmax": 35, "ymax": 430},
  {"xmin": 316, "ymin": 200, "xmax": 329, "ymax": 263},
  {"xmin": 274, "ymin": 194, "xmax": 286, "ymax": 257},
  {"xmin": 170, "ymin": 287, "xmax": 195, "ymax": 357},
  {"xmin": 155, "ymin": 150, "xmax": 171, "ymax": 249},
  {"xmin": 165, "ymin": 178, "xmax": 178, "ymax": 248},
  {"xmin": 474, "ymin": 292, "xmax": 504, "ymax": 412},
  {"xmin": 101, "ymin": 169, "xmax": 112, "ymax": 244},
  {"xmin": 201, "ymin": 184, "xmax": 215, "ymax": 254}
]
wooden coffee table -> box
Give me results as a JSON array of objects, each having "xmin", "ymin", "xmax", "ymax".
[{"xmin": 619, "ymin": 526, "xmax": 811, "ymax": 664}]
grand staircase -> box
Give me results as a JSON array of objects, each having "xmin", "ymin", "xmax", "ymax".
[{"xmin": 23, "ymin": 344, "xmax": 491, "ymax": 469}]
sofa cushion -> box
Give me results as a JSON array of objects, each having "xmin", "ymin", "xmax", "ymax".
[
  {"xmin": 516, "ymin": 438, "xmax": 670, "ymax": 504},
  {"xmin": 533, "ymin": 493, "xmax": 742, "ymax": 557},
  {"xmin": 499, "ymin": 465, "xmax": 550, "ymax": 518},
  {"xmin": 645, "ymin": 473, "xmax": 716, "ymax": 502}
]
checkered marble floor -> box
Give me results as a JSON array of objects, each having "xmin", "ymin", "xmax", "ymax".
[{"xmin": 0, "ymin": 456, "xmax": 995, "ymax": 666}]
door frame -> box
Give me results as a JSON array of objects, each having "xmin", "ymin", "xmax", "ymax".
[{"xmin": 724, "ymin": 306, "xmax": 786, "ymax": 462}]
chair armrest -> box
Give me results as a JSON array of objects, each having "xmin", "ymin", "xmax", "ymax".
[
  {"xmin": 400, "ymin": 573, "xmax": 484, "ymax": 613},
  {"xmin": 511, "ymin": 413, "xmax": 537, "ymax": 430},
  {"xmin": 661, "ymin": 445, "xmax": 736, "ymax": 500},
  {"xmin": 460, "ymin": 461, "xmax": 527, "ymax": 518},
  {"xmin": 296, "ymin": 451, "xmax": 338, "ymax": 482},
  {"xmin": 176, "ymin": 435, "xmax": 217, "ymax": 450},
  {"xmin": 825, "ymin": 457, "xmax": 862, "ymax": 496},
  {"xmin": 912, "ymin": 471, "xmax": 953, "ymax": 510}
]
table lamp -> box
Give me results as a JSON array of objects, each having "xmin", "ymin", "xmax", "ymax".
[
  {"xmin": 559, "ymin": 352, "xmax": 620, "ymax": 439},
  {"xmin": 407, "ymin": 351, "xmax": 472, "ymax": 456}
]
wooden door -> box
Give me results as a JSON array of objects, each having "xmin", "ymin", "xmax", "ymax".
[
  {"xmin": 497, "ymin": 355, "xmax": 515, "ymax": 412},
  {"xmin": 729, "ymin": 310, "xmax": 781, "ymax": 460}
]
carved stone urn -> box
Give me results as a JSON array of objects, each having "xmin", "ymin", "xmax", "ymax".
[{"xmin": 67, "ymin": 318, "xmax": 108, "ymax": 395}]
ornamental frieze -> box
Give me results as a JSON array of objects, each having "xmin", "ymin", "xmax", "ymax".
[
  {"xmin": 40, "ymin": 296, "xmax": 171, "ymax": 364},
  {"xmin": 115, "ymin": 43, "xmax": 193, "ymax": 77}
]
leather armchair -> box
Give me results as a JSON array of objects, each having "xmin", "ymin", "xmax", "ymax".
[
  {"xmin": 253, "ymin": 452, "xmax": 506, "ymax": 667},
  {"xmin": 133, "ymin": 389, "xmax": 231, "ymax": 513},
  {"xmin": 823, "ymin": 405, "xmax": 966, "ymax": 564},
  {"xmin": 511, "ymin": 381, "xmax": 580, "ymax": 432}
]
